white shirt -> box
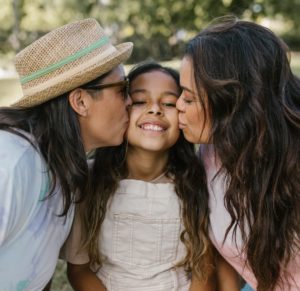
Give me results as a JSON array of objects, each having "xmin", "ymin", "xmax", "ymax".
[
  {"xmin": 0, "ymin": 130, "xmax": 74, "ymax": 291},
  {"xmin": 63, "ymin": 178, "xmax": 190, "ymax": 291}
]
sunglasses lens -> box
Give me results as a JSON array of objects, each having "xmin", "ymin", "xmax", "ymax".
[{"xmin": 84, "ymin": 79, "xmax": 130, "ymax": 101}]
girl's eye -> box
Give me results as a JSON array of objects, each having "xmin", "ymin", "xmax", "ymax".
[
  {"xmin": 161, "ymin": 95, "xmax": 178, "ymax": 107},
  {"xmin": 162, "ymin": 102, "xmax": 176, "ymax": 107}
]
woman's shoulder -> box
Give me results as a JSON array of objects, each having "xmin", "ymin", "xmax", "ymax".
[
  {"xmin": 0, "ymin": 129, "xmax": 34, "ymax": 147},
  {"xmin": 0, "ymin": 129, "xmax": 40, "ymax": 169}
]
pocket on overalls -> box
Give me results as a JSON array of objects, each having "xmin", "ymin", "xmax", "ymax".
[{"xmin": 112, "ymin": 213, "xmax": 181, "ymax": 267}]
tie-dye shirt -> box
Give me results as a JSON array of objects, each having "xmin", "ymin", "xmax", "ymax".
[{"xmin": 0, "ymin": 130, "xmax": 74, "ymax": 291}]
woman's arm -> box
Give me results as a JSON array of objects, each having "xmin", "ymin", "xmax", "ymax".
[
  {"xmin": 216, "ymin": 254, "xmax": 240, "ymax": 291},
  {"xmin": 189, "ymin": 273, "xmax": 217, "ymax": 291},
  {"xmin": 61, "ymin": 204, "xmax": 105, "ymax": 290},
  {"xmin": 67, "ymin": 262, "xmax": 106, "ymax": 291}
]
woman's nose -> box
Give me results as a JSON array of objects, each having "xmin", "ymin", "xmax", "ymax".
[
  {"xmin": 125, "ymin": 94, "xmax": 132, "ymax": 109},
  {"xmin": 176, "ymin": 94, "xmax": 184, "ymax": 112}
]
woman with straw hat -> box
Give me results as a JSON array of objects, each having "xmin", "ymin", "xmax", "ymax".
[{"xmin": 0, "ymin": 18, "xmax": 133, "ymax": 290}]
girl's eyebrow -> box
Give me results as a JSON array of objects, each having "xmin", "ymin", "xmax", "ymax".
[
  {"xmin": 130, "ymin": 89, "xmax": 179, "ymax": 97},
  {"xmin": 162, "ymin": 91, "xmax": 180, "ymax": 97}
]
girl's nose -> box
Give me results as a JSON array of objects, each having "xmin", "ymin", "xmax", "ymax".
[{"xmin": 147, "ymin": 103, "xmax": 163, "ymax": 115}]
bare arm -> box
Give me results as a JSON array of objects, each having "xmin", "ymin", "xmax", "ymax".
[
  {"xmin": 189, "ymin": 273, "xmax": 217, "ymax": 291},
  {"xmin": 67, "ymin": 262, "xmax": 106, "ymax": 291},
  {"xmin": 216, "ymin": 254, "xmax": 240, "ymax": 291},
  {"xmin": 62, "ymin": 203, "xmax": 105, "ymax": 290}
]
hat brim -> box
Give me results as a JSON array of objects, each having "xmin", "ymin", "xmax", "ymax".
[{"xmin": 12, "ymin": 42, "xmax": 133, "ymax": 108}]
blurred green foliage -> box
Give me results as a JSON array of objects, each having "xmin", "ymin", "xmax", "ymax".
[{"xmin": 1, "ymin": 0, "xmax": 300, "ymax": 62}]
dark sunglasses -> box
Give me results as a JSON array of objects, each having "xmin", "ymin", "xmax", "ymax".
[{"xmin": 84, "ymin": 78, "xmax": 129, "ymax": 99}]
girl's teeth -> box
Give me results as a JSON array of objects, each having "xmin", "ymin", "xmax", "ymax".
[{"xmin": 141, "ymin": 124, "xmax": 164, "ymax": 131}]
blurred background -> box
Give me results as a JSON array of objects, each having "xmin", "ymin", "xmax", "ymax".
[
  {"xmin": 0, "ymin": 0, "xmax": 300, "ymax": 289},
  {"xmin": 1, "ymin": 0, "xmax": 300, "ymax": 107}
]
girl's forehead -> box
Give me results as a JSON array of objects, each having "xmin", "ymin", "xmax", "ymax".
[
  {"xmin": 133, "ymin": 70, "xmax": 170, "ymax": 80},
  {"xmin": 129, "ymin": 73, "xmax": 180, "ymax": 97},
  {"xmin": 130, "ymin": 71, "xmax": 178, "ymax": 87}
]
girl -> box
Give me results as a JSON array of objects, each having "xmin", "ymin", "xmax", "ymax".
[
  {"xmin": 176, "ymin": 16, "xmax": 300, "ymax": 291},
  {"xmin": 62, "ymin": 62, "xmax": 218, "ymax": 290}
]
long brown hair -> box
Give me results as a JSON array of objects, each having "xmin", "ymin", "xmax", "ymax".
[
  {"xmin": 83, "ymin": 62, "xmax": 214, "ymax": 281},
  {"xmin": 186, "ymin": 16, "xmax": 300, "ymax": 290}
]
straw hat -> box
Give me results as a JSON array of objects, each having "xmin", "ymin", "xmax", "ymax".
[{"xmin": 13, "ymin": 18, "xmax": 133, "ymax": 107}]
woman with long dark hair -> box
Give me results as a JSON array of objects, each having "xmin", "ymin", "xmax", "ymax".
[
  {"xmin": 177, "ymin": 16, "xmax": 300, "ymax": 291},
  {"xmin": 0, "ymin": 18, "xmax": 133, "ymax": 290}
]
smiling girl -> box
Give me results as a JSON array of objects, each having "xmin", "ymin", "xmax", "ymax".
[{"xmin": 62, "ymin": 62, "xmax": 216, "ymax": 290}]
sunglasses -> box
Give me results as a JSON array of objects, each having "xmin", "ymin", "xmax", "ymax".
[{"xmin": 84, "ymin": 78, "xmax": 129, "ymax": 99}]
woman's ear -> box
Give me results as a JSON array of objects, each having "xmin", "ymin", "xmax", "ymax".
[{"xmin": 68, "ymin": 88, "xmax": 90, "ymax": 116}]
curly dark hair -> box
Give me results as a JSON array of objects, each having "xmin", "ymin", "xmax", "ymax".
[
  {"xmin": 83, "ymin": 62, "xmax": 214, "ymax": 281},
  {"xmin": 186, "ymin": 16, "xmax": 300, "ymax": 290}
]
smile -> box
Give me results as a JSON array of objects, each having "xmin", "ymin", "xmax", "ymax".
[{"xmin": 139, "ymin": 123, "xmax": 166, "ymax": 132}]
